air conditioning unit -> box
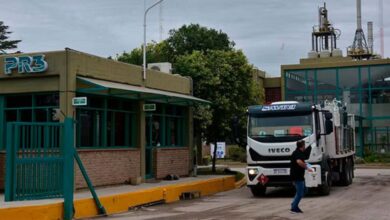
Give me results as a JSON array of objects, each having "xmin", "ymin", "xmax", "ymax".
[{"xmin": 147, "ymin": 62, "xmax": 172, "ymax": 74}]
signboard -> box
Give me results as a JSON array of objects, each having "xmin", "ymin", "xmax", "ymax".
[
  {"xmin": 143, "ymin": 104, "xmax": 156, "ymax": 111},
  {"xmin": 72, "ymin": 97, "xmax": 87, "ymax": 106},
  {"xmin": 261, "ymin": 104, "xmax": 296, "ymax": 111},
  {"xmin": 210, "ymin": 142, "xmax": 226, "ymax": 159},
  {"xmin": 4, "ymin": 55, "xmax": 48, "ymax": 75}
]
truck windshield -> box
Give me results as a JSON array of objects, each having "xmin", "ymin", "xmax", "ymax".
[{"xmin": 248, "ymin": 114, "xmax": 313, "ymax": 142}]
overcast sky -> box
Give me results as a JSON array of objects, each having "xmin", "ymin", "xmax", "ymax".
[{"xmin": 1, "ymin": 0, "xmax": 389, "ymax": 76}]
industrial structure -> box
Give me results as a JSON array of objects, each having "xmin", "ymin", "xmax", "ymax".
[
  {"xmin": 281, "ymin": 1, "xmax": 390, "ymax": 157},
  {"xmin": 347, "ymin": 0, "xmax": 374, "ymax": 60},
  {"xmin": 308, "ymin": 3, "xmax": 342, "ymax": 59}
]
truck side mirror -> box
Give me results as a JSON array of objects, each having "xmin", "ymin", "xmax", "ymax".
[
  {"xmin": 343, "ymin": 112, "xmax": 348, "ymax": 126},
  {"xmin": 325, "ymin": 119, "xmax": 333, "ymax": 134},
  {"xmin": 324, "ymin": 112, "xmax": 333, "ymax": 120}
]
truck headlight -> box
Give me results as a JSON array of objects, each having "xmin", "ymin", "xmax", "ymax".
[{"xmin": 248, "ymin": 168, "xmax": 259, "ymax": 176}]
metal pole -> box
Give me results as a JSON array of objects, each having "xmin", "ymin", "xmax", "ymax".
[
  {"xmin": 64, "ymin": 117, "xmax": 75, "ymax": 220},
  {"xmin": 143, "ymin": 0, "xmax": 164, "ymax": 80}
]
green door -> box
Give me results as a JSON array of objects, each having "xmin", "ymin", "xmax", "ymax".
[
  {"xmin": 145, "ymin": 115, "xmax": 153, "ymax": 179},
  {"xmin": 145, "ymin": 114, "xmax": 162, "ymax": 179}
]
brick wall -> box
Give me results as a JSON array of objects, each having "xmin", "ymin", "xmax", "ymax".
[
  {"xmin": 265, "ymin": 87, "xmax": 281, "ymax": 104},
  {"xmin": 155, "ymin": 147, "xmax": 189, "ymax": 179},
  {"xmin": 75, "ymin": 149, "xmax": 140, "ymax": 189},
  {"xmin": 0, "ymin": 153, "xmax": 5, "ymax": 189}
]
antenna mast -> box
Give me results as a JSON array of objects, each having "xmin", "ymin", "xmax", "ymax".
[{"xmin": 347, "ymin": 0, "xmax": 372, "ymax": 59}]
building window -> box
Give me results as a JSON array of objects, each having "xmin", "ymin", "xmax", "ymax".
[
  {"xmin": 76, "ymin": 95, "xmax": 136, "ymax": 148},
  {"xmin": 1, "ymin": 93, "xmax": 59, "ymax": 150},
  {"xmin": 316, "ymin": 69, "xmax": 337, "ymax": 90},
  {"xmin": 285, "ymin": 70, "xmax": 306, "ymax": 92},
  {"xmin": 4, "ymin": 93, "xmax": 59, "ymax": 123},
  {"xmin": 146, "ymin": 104, "xmax": 186, "ymax": 147}
]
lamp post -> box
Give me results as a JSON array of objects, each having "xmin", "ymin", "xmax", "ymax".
[{"xmin": 143, "ymin": 0, "xmax": 164, "ymax": 80}]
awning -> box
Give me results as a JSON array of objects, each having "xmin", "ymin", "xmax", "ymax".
[{"xmin": 77, "ymin": 76, "xmax": 210, "ymax": 105}]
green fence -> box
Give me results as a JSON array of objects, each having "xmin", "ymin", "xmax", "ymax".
[{"xmin": 5, "ymin": 122, "xmax": 65, "ymax": 201}]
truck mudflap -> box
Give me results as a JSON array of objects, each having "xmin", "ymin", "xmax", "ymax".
[{"xmin": 304, "ymin": 164, "xmax": 322, "ymax": 187}]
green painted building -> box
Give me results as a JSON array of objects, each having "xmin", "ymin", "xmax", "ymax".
[
  {"xmin": 0, "ymin": 48, "xmax": 207, "ymax": 190},
  {"xmin": 282, "ymin": 56, "xmax": 390, "ymax": 156}
]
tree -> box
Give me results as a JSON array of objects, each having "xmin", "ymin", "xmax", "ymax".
[
  {"xmin": 117, "ymin": 24, "xmax": 234, "ymax": 65},
  {"xmin": 165, "ymin": 24, "xmax": 235, "ymax": 62},
  {"xmin": 117, "ymin": 24, "xmax": 264, "ymax": 171},
  {"xmin": 0, "ymin": 21, "xmax": 21, "ymax": 52},
  {"xmin": 117, "ymin": 41, "xmax": 170, "ymax": 65},
  {"xmin": 175, "ymin": 50, "xmax": 262, "ymax": 171}
]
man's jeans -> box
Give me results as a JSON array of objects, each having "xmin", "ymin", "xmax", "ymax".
[{"xmin": 291, "ymin": 180, "xmax": 305, "ymax": 210}]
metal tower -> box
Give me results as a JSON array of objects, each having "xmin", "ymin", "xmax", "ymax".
[
  {"xmin": 309, "ymin": 3, "xmax": 341, "ymax": 58},
  {"xmin": 347, "ymin": 0, "xmax": 372, "ymax": 59}
]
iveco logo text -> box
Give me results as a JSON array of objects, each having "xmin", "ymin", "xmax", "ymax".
[
  {"xmin": 261, "ymin": 104, "xmax": 296, "ymax": 111},
  {"xmin": 268, "ymin": 148, "xmax": 291, "ymax": 153}
]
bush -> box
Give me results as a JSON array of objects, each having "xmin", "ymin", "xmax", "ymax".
[
  {"xmin": 364, "ymin": 153, "xmax": 390, "ymax": 163},
  {"xmin": 228, "ymin": 146, "xmax": 246, "ymax": 162},
  {"xmin": 201, "ymin": 155, "xmax": 211, "ymax": 165}
]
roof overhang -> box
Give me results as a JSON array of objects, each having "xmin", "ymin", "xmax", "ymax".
[{"xmin": 76, "ymin": 76, "xmax": 210, "ymax": 105}]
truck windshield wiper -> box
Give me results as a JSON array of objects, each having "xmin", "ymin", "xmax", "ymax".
[
  {"xmin": 280, "ymin": 134, "xmax": 302, "ymax": 137},
  {"xmin": 251, "ymin": 134, "xmax": 275, "ymax": 138}
]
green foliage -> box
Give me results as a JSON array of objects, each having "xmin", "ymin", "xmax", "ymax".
[
  {"xmin": 364, "ymin": 153, "xmax": 390, "ymax": 163},
  {"xmin": 196, "ymin": 166, "xmax": 245, "ymax": 181},
  {"xmin": 117, "ymin": 24, "xmax": 264, "ymax": 148},
  {"xmin": 175, "ymin": 49, "xmax": 260, "ymax": 144},
  {"xmin": 117, "ymin": 41, "xmax": 170, "ymax": 65},
  {"xmin": 0, "ymin": 21, "xmax": 21, "ymax": 52},
  {"xmin": 235, "ymin": 172, "xmax": 245, "ymax": 181},
  {"xmin": 166, "ymin": 24, "xmax": 234, "ymax": 62},
  {"xmin": 364, "ymin": 147, "xmax": 390, "ymax": 163},
  {"xmin": 201, "ymin": 155, "xmax": 211, "ymax": 165},
  {"xmin": 117, "ymin": 24, "xmax": 234, "ymax": 65},
  {"xmin": 228, "ymin": 145, "xmax": 246, "ymax": 162}
]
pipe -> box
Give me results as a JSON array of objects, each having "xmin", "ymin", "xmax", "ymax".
[
  {"xmin": 367, "ymin": 22, "xmax": 373, "ymax": 54},
  {"xmin": 357, "ymin": 0, "xmax": 362, "ymax": 30}
]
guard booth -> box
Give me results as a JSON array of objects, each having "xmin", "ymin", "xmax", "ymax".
[{"xmin": 0, "ymin": 49, "xmax": 208, "ymax": 199}]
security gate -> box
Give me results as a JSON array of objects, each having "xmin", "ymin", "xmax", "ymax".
[{"xmin": 5, "ymin": 122, "xmax": 67, "ymax": 201}]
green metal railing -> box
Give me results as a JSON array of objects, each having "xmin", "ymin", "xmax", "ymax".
[
  {"xmin": 5, "ymin": 118, "xmax": 105, "ymax": 220},
  {"xmin": 5, "ymin": 122, "xmax": 65, "ymax": 201}
]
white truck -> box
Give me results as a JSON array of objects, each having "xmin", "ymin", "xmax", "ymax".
[{"xmin": 246, "ymin": 100, "xmax": 355, "ymax": 196}]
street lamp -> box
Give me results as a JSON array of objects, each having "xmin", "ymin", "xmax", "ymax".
[{"xmin": 143, "ymin": 0, "xmax": 164, "ymax": 80}]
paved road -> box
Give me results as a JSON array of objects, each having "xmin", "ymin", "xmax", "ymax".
[{"xmin": 90, "ymin": 169, "xmax": 390, "ymax": 220}]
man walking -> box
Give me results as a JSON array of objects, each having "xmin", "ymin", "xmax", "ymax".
[{"xmin": 290, "ymin": 140, "xmax": 312, "ymax": 213}]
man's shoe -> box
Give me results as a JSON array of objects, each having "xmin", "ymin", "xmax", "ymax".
[{"xmin": 290, "ymin": 209, "xmax": 300, "ymax": 214}]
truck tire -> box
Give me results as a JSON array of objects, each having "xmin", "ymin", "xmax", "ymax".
[
  {"xmin": 250, "ymin": 185, "xmax": 266, "ymax": 197},
  {"xmin": 340, "ymin": 159, "xmax": 352, "ymax": 186},
  {"xmin": 347, "ymin": 160, "xmax": 354, "ymax": 184}
]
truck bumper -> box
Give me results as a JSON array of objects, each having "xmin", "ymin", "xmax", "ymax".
[
  {"xmin": 247, "ymin": 164, "xmax": 322, "ymax": 188},
  {"xmin": 246, "ymin": 166, "xmax": 291, "ymax": 187}
]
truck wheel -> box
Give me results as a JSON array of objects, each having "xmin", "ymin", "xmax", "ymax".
[
  {"xmin": 250, "ymin": 185, "xmax": 266, "ymax": 197},
  {"xmin": 318, "ymin": 170, "xmax": 331, "ymax": 195},
  {"xmin": 340, "ymin": 160, "xmax": 352, "ymax": 186},
  {"xmin": 347, "ymin": 160, "xmax": 353, "ymax": 185}
]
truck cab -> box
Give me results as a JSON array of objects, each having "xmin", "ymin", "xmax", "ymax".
[{"xmin": 246, "ymin": 100, "xmax": 355, "ymax": 196}]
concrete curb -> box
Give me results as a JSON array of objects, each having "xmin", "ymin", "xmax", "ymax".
[
  {"xmin": 234, "ymin": 177, "xmax": 247, "ymax": 189},
  {"xmin": 0, "ymin": 176, "xmax": 236, "ymax": 220}
]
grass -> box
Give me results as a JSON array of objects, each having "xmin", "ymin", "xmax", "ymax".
[
  {"xmin": 215, "ymin": 159, "xmax": 246, "ymax": 167},
  {"xmin": 197, "ymin": 166, "xmax": 245, "ymax": 181}
]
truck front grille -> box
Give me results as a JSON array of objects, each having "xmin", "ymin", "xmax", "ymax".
[{"xmin": 249, "ymin": 148, "xmax": 291, "ymax": 161}]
